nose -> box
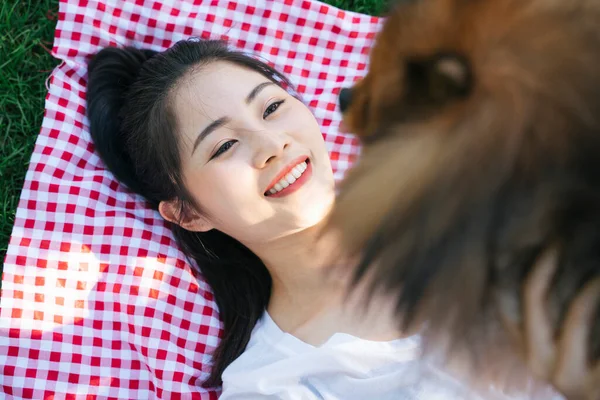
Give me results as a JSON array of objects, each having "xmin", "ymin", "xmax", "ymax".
[
  {"xmin": 252, "ymin": 130, "xmax": 291, "ymax": 168},
  {"xmin": 338, "ymin": 87, "xmax": 353, "ymax": 113}
]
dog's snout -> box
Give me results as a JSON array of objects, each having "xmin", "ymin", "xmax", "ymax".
[{"xmin": 339, "ymin": 87, "xmax": 353, "ymax": 113}]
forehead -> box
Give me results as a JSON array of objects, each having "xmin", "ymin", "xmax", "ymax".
[
  {"xmin": 173, "ymin": 60, "xmax": 270, "ymax": 108},
  {"xmin": 170, "ymin": 60, "xmax": 273, "ymax": 148}
]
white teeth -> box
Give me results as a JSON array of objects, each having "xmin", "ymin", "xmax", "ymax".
[
  {"xmin": 266, "ymin": 160, "xmax": 309, "ymax": 195},
  {"xmin": 285, "ymin": 173, "xmax": 296, "ymax": 185}
]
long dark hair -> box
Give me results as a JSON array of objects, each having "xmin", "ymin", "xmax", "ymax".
[{"xmin": 85, "ymin": 39, "xmax": 293, "ymax": 387}]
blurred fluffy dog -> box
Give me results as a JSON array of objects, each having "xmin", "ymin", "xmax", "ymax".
[{"xmin": 328, "ymin": 0, "xmax": 600, "ymax": 398}]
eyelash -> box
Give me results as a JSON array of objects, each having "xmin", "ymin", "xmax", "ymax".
[
  {"xmin": 210, "ymin": 100, "xmax": 286, "ymax": 160},
  {"xmin": 210, "ymin": 140, "xmax": 236, "ymax": 159},
  {"xmin": 263, "ymin": 100, "xmax": 285, "ymax": 119}
]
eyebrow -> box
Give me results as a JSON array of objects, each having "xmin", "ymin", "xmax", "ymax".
[
  {"xmin": 246, "ymin": 81, "xmax": 275, "ymax": 104},
  {"xmin": 192, "ymin": 117, "xmax": 230, "ymax": 154},
  {"xmin": 192, "ymin": 81, "xmax": 276, "ymax": 154}
]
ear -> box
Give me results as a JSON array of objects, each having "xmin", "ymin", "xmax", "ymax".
[{"xmin": 158, "ymin": 199, "xmax": 214, "ymax": 232}]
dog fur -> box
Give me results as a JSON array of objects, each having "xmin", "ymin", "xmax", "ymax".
[{"xmin": 328, "ymin": 0, "xmax": 600, "ymax": 397}]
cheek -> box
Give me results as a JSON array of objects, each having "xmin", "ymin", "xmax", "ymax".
[
  {"xmin": 195, "ymin": 168, "xmax": 245, "ymax": 206},
  {"xmin": 188, "ymin": 165, "xmax": 274, "ymax": 227},
  {"xmin": 289, "ymin": 101, "xmax": 327, "ymax": 146},
  {"xmin": 287, "ymin": 103, "xmax": 335, "ymax": 177}
]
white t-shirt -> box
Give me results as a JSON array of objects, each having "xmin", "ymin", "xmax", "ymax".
[{"xmin": 219, "ymin": 312, "xmax": 563, "ymax": 400}]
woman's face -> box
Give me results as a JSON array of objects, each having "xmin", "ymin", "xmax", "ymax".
[{"xmin": 168, "ymin": 61, "xmax": 335, "ymax": 247}]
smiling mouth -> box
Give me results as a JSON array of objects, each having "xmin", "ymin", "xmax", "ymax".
[{"xmin": 264, "ymin": 159, "xmax": 311, "ymax": 197}]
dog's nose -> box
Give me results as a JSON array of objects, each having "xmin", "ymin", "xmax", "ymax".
[{"xmin": 339, "ymin": 87, "xmax": 353, "ymax": 113}]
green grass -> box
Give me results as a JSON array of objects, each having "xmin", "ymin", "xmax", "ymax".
[
  {"xmin": 0, "ymin": 0, "xmax": 386, "ymax": 283},
  {"xmin": 324, "ymin": 0, "xmax": 388, "ymax": 15},
  {"xmin": 322, "ymin": 0, "xmax": 389, "ymax": 15},
  {"xmin": 0, "ymin": 0, "xmax": 60, "ymax": 274}
]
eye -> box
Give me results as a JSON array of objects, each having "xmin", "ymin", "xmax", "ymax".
[
  {"xmin": 210, "ymin": 140, "xmax": 237, "ymax": 160},
  {"xmin": 263, "ymin": 100, "xmax": 285, "ymax": 119}
]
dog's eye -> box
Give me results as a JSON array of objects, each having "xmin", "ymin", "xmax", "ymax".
[
  {"xmin": 406, "ymin": 53, "xmax": 472, "ymax": 104},
  {"xmin": 433, "ymin": 56, "xmax": 470, "ymax": 94}
]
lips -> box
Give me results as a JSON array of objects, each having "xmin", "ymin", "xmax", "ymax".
[{"xmin": 264, "ymin": 156, "xmax": 310, "ymax": 195}]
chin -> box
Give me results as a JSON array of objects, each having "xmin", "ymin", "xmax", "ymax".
[{"xmin": 327, "ymin": 0, "xmax": 600, "ymax": 397}]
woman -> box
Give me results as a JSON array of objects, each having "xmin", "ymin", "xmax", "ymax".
[{"xmin": 86, "ymin": 39, "xmax": 566, "ymax": 399}]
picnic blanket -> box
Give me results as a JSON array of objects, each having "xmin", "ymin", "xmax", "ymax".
[{"xmin": 0, "ymin": 0, "xmax": 380, "ymax": 398}]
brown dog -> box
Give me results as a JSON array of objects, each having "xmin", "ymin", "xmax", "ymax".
[{"xmin": 328, "ymin": 0, "xmax": 600, "ymax": 398}]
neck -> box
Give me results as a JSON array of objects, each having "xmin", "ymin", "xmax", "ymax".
[{"xmin": 247, "ymin": 221, "xmax": 349, "ymax": 326}]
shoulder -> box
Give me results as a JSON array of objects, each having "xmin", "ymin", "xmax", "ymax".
[{"xmin": 221, "ymin": 311, "xmax": 280, "ymax": 376}]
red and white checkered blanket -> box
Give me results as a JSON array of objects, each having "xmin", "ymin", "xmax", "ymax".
[{"xmin": 0, "ymin": 0, "xmax": 380, "ymax": 398}]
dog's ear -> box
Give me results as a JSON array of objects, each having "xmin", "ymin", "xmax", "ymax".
[{"xmin": 406, "ymin": 53, "xmax": 472, "ymax": 105}]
